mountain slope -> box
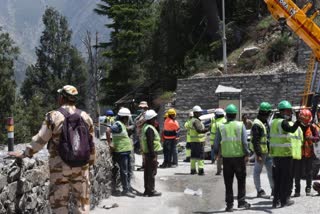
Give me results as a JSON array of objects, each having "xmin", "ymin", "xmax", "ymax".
[{"xmin": 0, "ymin": 0, "xmax": 110, "ymax": 84}]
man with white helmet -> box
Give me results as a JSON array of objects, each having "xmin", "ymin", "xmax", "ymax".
[
  {"xmin": 107, "ymin": 107, "xmax": 135, "ymax": 198},
  {"xmin": 210, "ymin": 108, "xmax": 226, "ymax": 174},
  {"xmin": 189, "ymin": 105, "xmax": 208, "ymax": 175},
  {"xmin": 183, "ymin": 111, "xmax": 193, "ymax": 162},
  {"xmin": 141, "ymin": 110, "xmax": 162, "ymax": 197}
]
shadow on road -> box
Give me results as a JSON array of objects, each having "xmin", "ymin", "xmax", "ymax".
[{"xmin": 174, "ymin": 172, "xmax": 191, "ymax": 175}]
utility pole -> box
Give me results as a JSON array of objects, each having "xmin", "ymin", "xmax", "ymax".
[{"xmin": 222, "ymin": 0, "xmax": 227, "ymax": 73}]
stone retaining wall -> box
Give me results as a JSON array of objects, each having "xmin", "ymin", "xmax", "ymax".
[{"xmin": 0, "ymin": 139, "xmax": 112, "ymax": 214}]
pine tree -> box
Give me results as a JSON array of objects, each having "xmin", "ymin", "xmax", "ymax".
[
  {"xmin": 0, "ymin": 27, "xmax": 18, "ymax": 143},
  {"xmin": 21, "ymin": 7, "xmax": 87, "ymax": 111},
  {"xmin": 95, "ymin": 0, "xmax": 154, "ymax": 104}
]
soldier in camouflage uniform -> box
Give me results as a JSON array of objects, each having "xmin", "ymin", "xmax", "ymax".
[{"xmin": 9, "ymin": 85, "xmax": 95, "ymax": 214}]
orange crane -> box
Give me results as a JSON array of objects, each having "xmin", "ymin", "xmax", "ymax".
[{"xmin": 264, "ymin": 0, "xmax": 320, "ymax": 107}]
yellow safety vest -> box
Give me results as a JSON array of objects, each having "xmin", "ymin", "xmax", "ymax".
[
  {"xmin": 210, "ymin": 117, "xmax": 227, "ymax": 145},
  {"xmin": 184, "ymin": 118, "xmax": 192, "ymax": 143},
  {"xmin": 112, "ymin": 121, "xmax": 133, "ymax": 152},
  {"xmin": 220, "ymin": 121, "xmax": 245, "ymax": 158},
  {"xmin": 270, "ymin": 118, "xmax": 294, "ymax": 157},
  {"xmin": 189, "ymin": 118, "xmax": 206, "ymax": 143},
  {"xmin": 141, "ymin": 124, "xmax": 162, "ymax": 154},
  {"xmin": 250, "ymin": 118, "xmax": 268, "ymax": 154},
  {"xmin": 290, "ymin": 122, "xmax": 303, "ymax": 160}
]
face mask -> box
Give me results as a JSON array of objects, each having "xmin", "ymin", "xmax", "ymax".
[{"xmin": 283, "ymin": 115, "xmax": 291, "ymax": 120}]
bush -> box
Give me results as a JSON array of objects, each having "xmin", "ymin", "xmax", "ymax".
[
  {"xmin": 265, "ymin": 34, "xmax": 294, "ymax": 62},
  {"xmin": 256, "ymin": 16, "xmax": 274, "ymax": 31}
]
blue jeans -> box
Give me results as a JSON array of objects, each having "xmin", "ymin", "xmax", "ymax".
[
  {"xmin": 253, "ymin": 154, "xmax": 274, "ymax": 192},
  {"xmin": 114, "ymin": 152, "xmax": 132, "ymax": 192}
]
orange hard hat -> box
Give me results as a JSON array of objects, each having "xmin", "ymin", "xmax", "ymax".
[{"xmin": 299, "ymin": 109, "xmax": 312, "ymax": 125}]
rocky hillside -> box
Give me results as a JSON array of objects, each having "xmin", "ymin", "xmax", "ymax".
[{"xmin": 0, "ymin": 0, "xmax": 110, "ymax": 84}]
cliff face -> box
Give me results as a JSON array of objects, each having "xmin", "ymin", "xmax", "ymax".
[{"xmin": 0, "ymin": 0, "xmax": 110, "ymax": 84}]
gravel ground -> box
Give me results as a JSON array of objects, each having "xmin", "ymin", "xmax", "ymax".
[{"xmin": 91, "ymin": 155, "xmax": 320, "ymax": 214}]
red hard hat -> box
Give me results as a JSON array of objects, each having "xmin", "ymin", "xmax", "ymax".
[{"xmin": 299, "ymin": 109, "xmax": 312, "ymax": 125}]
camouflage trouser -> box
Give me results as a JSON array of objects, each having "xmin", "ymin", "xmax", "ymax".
[{"xmin": 49, "ymin": 155, "xmax": 90, "ymax": 214}]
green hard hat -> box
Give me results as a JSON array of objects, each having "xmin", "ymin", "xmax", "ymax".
[
  {"xmin": 278, "ymin": 100, "xmax": 292, "ymax": 110},
  {"xmin": 259, "ymin": 102, "xmax": 272, "ymax": 111},
  {"xmin": 225, "ymin": 104, "xmax": 238, "ymax": 114}
]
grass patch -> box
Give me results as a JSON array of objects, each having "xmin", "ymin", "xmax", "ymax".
[
  {"xmin": 256, "ymin": 15, "xmax": 274, "ymax": 31},
  {"xmin": 160, "ymin": 91, "xmax": 174, "ymax": 101}
]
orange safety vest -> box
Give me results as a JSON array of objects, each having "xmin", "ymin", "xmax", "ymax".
[
  {"xmin": 163, "ymin": 118, "xmax": 180, "ymax": 140},
  {"xmin": 302, "ymin": 126, "xmax": 314, "ymax": 158}
]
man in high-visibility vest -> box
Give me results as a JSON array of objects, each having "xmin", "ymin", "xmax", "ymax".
[
  {"xmin": 161, "ymin": 108, "xmax": 180, "ymax": 168},
  {"xmin": 251, "ymin": 102, "xmax": 274, "ymax": 198},
  {"xmin": 214, "ymin": 104, "xmax": 251, "ymax": 212},
  {"xmin": 183, "ymin": 111, "xmax": 193, "ymax": 162},
  {"xmin": 270, "ymin": 100, "xmax": 300, "ymax": 208},
  {"xmin": 293, "ymin": 109, "xmax": 318, "ymax": 197},
  {"xmin": 141, "ymin": 110, "xmax": 162, "ymax": 197},
  {"xmin": 189, "ymin": 105, "xmax": 208, "ymax": 175},
  {"xmin": 210, "ymin": 108, "xmax": 226, "ymax": 175},
  {"xmin": 108, "ymin": 108, "xmax": 135, "ymax": 198}
]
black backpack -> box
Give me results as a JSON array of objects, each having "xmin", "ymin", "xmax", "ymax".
[{"xmin": 58, "ymin": 107, "xmax": 93, "ymax": 167}]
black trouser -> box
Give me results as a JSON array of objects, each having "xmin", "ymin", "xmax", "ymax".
[
  {"xmin": 223, "ymin": 157, "xmax": 246, "ymax": 206},
  {"xmin": 293, "ymin": 157, "xmax": 313, "ymax": 193},
  {"xmin": 144, "ymin": 154, "xmax": 158, "ymax": 194},
  {"xmin": 163, "ymin": 139, "xmax": 177, "ymax": 165},
  {"xmin": 273, "ymin": 157, "xmax": 292, "ymax": 205},
  {"xmin": 113, "ymin": 152, "xmax": 132, "ymax": 192}
]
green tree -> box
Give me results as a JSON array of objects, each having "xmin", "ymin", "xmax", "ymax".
[
  {"xmin": 21, "ymin": 7, "xmax": 87, "ymax": 112},
  {"xmin": 95, "ymin": 0, "xmax": 154, "ymax": 104},
  {"xmin": 0, "ymin": 27, "xmax": 18, "ymax": 143}
]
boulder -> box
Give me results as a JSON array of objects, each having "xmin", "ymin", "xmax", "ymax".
[{"xmin": 239, "ymin": 46, "xmax": 261, "ymax": 59}]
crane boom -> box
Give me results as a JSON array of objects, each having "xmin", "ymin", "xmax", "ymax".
[{"xmin": 264, "ymin": 0, "xmax": 320, "ymax": 61}]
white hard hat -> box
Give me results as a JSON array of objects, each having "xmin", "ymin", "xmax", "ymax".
[
  {"xmin": 192, "ymin": 105, "xmax": 202, "ymax": 112},
  {"xmin": 189, "ymin": 111, "xmax": 194, "ymax": 117},
  {"xmin": 118, "ymin": 107, "xmax": 131, "ymax": 116},
  {"xmin": 145, "ymin": 109, "xmax": 158, "ymax": 120},
  {"xmin": 214, "ymin": 108, "xmax": 225, "ymax": 116}
]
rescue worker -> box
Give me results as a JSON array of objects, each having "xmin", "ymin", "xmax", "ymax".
[
  {"xmin": 105, "ymin": 109, "xmax": 115, "ymax": 126},
  {"xmin": 141, "ymin": 110, "xmax": 162, "ymax": 197},
  {"xmin": 214, "ymin": 104, "xmax": 251, "ymax": 211},
  {"xmin": 293, "ymin": 109, "xmax": 318, "ymax": 197},
  {"xmin": 134, "ymin": 101, "xmax": 149, "ymax": 171},
  {"xmin": 242, "ymin": 114, "xmax": 253, "ymax": 130},
  {"xmin": 189, "ymin": 105, "xmax": 208, "ymax": 175},
  {"xmin": 160, "ymin": 108, "xmax": 180, "ymax": 168},
  {"xmin": 8, "ymin": 85, "xmax": 95, "ymax": 214},
  {"xmin": 270, "ymin": 100, "xmax": 300, "ymax": 208},
  {"xmin": 210, "ymin": 108, "xmax": 226, "ymax": 174},
  {"xmin": 251, "ymin": 102, "xmax": 274, "ymax": 197},
  {"xmin": 108, "ymin": 108, "xmax": 135, "ymax": 198},
  {"xmin": 183, "ymin": 111, "xmax": 193, "ymax": 162}
]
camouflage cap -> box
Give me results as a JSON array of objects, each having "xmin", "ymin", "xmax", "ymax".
[{"xmin": 57, "ymin": 85, "xmax": 78, "ymax": 96}]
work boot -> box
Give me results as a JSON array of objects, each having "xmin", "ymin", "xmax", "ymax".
[
  {"xmin": 272, "ymin": 200, "xmax": 280, "ymax": 208},
  {"xmin": 190, "ymin": 169, "xmax": 197, "ymax": 175},
  {"xmin": 215, "ymin": 171, "xmax": 221, "ymax": 176},
  {"xmin": 293, "ymin": 192, "xmax": 300, "ymax": 197},
  {"xmin": 171, "ymin": 164, "xmax": 177, "ymax": 168},
  {"xmin": 159, "ymin": 163, "xmax": 167, "ymax": 168},
  {"xmin": 281, "ymin": 199, "xmax": 294, "ymax": 207},
  {"xmin": 183, "ymin": 157, "xmax": 190, "ymax": 162},
  {"xmin": 147, "ymin": 191, "xmax": 162, "ymax": 197},
  {"xmin": 306, "ymin": 187, "xmax": 311, "ymax": 196},
  {"xmin": 198, "ymin": 169, "xmax": 204, "ymax": 176},
  {"xmin": 225, "ymin": 204, "xmax": 233, "ymax": 212},
  {"xmin": 211, "ymin": 159, "xmax": 215, "ymax": 164},
  {"xmin": 238, "ymin": 201, "xmax": 251, "ymax": 209},
  {"xmin": 122, "ymin": 191, "xmax": 135, "ymax": 198},
  {"xmin": 257, "ymin": 189, "xmax": 266, "ymax": 197},
  {"xmin": 136, "ymin": 166, "xmax": 144, "ymax": 171}
]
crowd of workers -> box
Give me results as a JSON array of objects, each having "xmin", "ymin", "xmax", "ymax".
[{"xmin": 6, "ymin": 84, "xmax": 320, "ymax": 213}]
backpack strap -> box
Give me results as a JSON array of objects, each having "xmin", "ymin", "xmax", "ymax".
[
  {"xmin": 58, "ymin": 107, "xmax": 71, "ymax": 118},
  {"xmin": 75, "ymin": 109, "xmax": 82, "ymax": 115}
]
